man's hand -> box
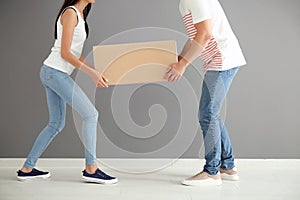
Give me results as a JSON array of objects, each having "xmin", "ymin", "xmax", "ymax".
[{"xmin": 164, "ymin": 60, "xmax": 188, "ymax": 82}]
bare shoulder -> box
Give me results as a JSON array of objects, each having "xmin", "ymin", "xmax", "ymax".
[{"xmin": 61, "ymin": 8, "xmax": 78, "ymax": 26}]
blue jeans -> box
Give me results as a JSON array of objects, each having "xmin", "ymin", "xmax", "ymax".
[
  {"xmin": 199, "ymin": 67, "xmax": 239, "ymax": 175},
  {"xmin": 24, "ymin": 64, "xmax": 98, "ymax": 168}
]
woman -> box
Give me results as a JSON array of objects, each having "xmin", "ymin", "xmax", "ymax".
[
  {"xmin": 17, "ymin": 0, "xmax": 118, "ymax": 184},
  {"xmin": 165, "ymin": 0, "xmax": 246, "ymax": 186}
]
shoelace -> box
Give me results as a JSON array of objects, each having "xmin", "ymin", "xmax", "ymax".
[
  {"xmin": 195, "ymin": 171, "xmax": 204, "ymax": 176},
  {"xmin": 96, "ymin": 169, "xmax": 113, "ymax": 179},
  {"xmin": 32, "ymin": 168, "xmax": 40, "ymax": 173}
]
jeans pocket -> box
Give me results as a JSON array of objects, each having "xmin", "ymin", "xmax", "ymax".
[
  {"xmin": 48, "ymin": 67, "xmax": 69, "ymax": 80},
  {"xmin": 40, "ymin": 65, "xmax": 51, "ymax": 83},
  {"xmin": 44, "ymin": 71, "xmax": 53, "ymax": 81}
]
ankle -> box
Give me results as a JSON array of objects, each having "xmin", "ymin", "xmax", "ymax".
[
  {"xmin": 85, "ymin": 164, "xmax": 98, "ymax": 174},
  {"xmin": 20, "ymin": 166, "xmax": 32, "ymax": 173}
]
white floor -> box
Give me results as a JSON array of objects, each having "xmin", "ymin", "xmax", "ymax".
[{"xmin": 0, "ymin": 159, "xmax": 299, "ymax": 200}]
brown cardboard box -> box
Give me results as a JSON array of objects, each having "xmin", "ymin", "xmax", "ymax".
[{"xmin": 93, "ymin": 40, "xmax": 178, "ymax": 85}]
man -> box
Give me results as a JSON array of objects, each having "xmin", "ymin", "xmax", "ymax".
[{"xmin": 165, "ymin": 0, "xmax": 246, "ymax": 186}]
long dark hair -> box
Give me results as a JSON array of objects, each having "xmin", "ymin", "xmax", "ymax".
[{"xmin": 54, "ymin": 0, "xmax": 92, "ymax": 39}]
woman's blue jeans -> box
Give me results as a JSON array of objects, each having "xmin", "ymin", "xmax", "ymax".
[
  {"xmin": 199, "ymin": 67, "xmax": 239, "ymax": 175},
  {"xmin": 24, "ymin": 64, "xmax": 98, "ymax": 168}
]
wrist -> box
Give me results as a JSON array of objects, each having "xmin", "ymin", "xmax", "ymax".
[
  {"xmin": 80, "ymin": 64, "xmax": 94, "ymax": 76},
  {"xmin": 179, "ymin": 58, "xmax": 189, "ymax": 68}
]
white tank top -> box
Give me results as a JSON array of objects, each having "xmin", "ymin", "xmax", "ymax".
[{"xmin": 43, "ymin": 6, "xmax": 86, "ymax": 75}]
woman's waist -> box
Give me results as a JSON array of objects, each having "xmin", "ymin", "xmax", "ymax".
[
  {"xmin": 41, "ymin": 63, "xmax": 73, "ymax": 76},
  {"xmin": 43, "ymin": 49, "xmax": 80, "ymax": 67},
  {"xmin": 47, "ymin": 46, "xmax": 82, "ymax": 57}
]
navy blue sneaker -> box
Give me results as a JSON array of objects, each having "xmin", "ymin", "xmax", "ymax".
[
  {"xmin": 82, "ymin": 168, "xmax": 118, "ymax": 184},
  {"xmin": 16, "ymin": 168, "xmax": 51, "ymax": 181}
]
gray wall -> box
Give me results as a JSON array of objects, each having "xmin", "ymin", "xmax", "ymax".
[{"xmin": 0, "ymin": 0, "xmax": 299, "ymax": 159}]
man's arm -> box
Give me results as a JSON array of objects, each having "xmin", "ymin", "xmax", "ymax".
[
  {"xmin": 181, "ymin": 19, "xmax": 212, "ymax": 65},
  {"xmin": 178, "ymin": 40, "xmax": 191, "ymax": 62},
  {"xmin": 165, "ymin": 19, "xmax": 212, "ymax": 82}
]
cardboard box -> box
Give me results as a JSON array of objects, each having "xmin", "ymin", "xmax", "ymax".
[{"xmin": 93, "ymin": 40, "xmax": 178, "ymax": 85}]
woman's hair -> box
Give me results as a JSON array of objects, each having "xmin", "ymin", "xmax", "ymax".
[{"xmin": 54, "ymin": 0, "xmax": 92, "ymax": 39}]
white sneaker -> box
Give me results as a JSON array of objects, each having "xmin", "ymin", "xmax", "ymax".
[
  {"xmin": 220, "ymin": 167, "xmax": 239, "ymax": 181},
  {"xmin": 181, "ymin": 171, "xmax": 222, "ymax": 186}
]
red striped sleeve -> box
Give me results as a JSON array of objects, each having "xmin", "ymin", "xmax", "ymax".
[{"xmin": 182, "ymin": 12, "xmax": 223, "ymax": 70}]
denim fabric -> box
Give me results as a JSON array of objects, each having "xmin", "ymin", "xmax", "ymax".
[
  {"xmin": 24, "ymin": 64, "xmax": 98, "ymax": 168},
  {"xmin": 199, "ymin": 67, "xmax": 239, "ymax": 175}
]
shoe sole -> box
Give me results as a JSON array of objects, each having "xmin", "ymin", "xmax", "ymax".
[
  {"xmin": 82, "ymin": 176, "xmax": 118, "ymax": 184},
  {"xmin": 181, "ymin": 178, "xmax": 222, "ymax": 186},
  {"xmin": 221, "ymin": 173, "xmax": 239, "ymax": 181},
  {"xmin": 17, "ymin": 173, "xmax": 51, "ymax": 181}
]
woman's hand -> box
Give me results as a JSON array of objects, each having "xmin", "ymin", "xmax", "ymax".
[{"xmin": 90, "ymin": 68, "xmax": 109, "ymax": 88}]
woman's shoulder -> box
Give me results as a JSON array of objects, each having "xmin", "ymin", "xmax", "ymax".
[
  {"xmin": 60, "ymin": 7, "xmax": 78, "ymax": 26},
  {"xmin": 62, "ymin": 7, "xmax": 78, "ymax": 18}
]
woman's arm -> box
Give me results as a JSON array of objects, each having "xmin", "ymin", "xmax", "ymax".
[
  {"xmin": 60, "ymin": 9, "xmax": 108, "ymax": 87},
  {"xmin": 79, "ymin": 55, "xmax": 93, "ymax": 68}
]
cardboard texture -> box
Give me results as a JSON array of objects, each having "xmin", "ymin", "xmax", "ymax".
[{"xmin": 93, "ymin": 40, "xmax": 178, "ymax": 85}]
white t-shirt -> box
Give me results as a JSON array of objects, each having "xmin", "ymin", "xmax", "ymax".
[
  {"xmin": 43, "ymin": 6, "xmax": 86, "ymax": 75},
  {"xmin": 179, "ymin": 0, "xmax": 246, "ymax": 71}
]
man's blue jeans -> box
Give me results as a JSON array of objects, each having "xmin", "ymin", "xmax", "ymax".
[
  {"xmin": 199, "ymin": 67, "xmax": 239, "ymax": 175},
  {"xmin": 24, "ymin": 65, "xmax": 98, "ymax": 168}
]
